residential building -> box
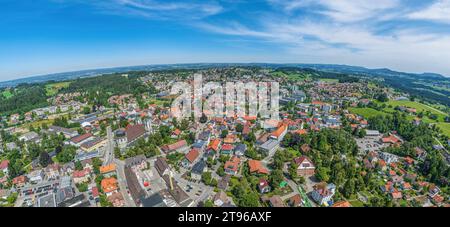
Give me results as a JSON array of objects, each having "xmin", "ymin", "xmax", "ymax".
[
  {"xmin": 311, "ymin": 182, "xmax": 336, "ymax": 206},
  {"xmin": 182, "ymin": 149, "xmax": 200, "ymax": 168},
  {"xmin": 294, "ymin": 156, "xmax": 315, "ymax": 176},
  {"xmin": 259, "ymin": 139, "xmax": 279, "ymax": 156},
  {"xmin": 161, "ymin": 140, "xmax": 189, "ymax": 153},
  {"xmin": 258, "ymin": 178, "xmax": 271, "ymax": 194},
  {"xmin": 248, "ymin": 160, "xmax": 269, "ymax": 175},
  {"xmin": 101, "ymin": 177, "xmax": 119, "ymax": 196},
  {"xmin": 224, "ymin": 156, "xmax": 240, "ymax": 175},
  {"xmin": 191, "ymin": 160, "xmax": 207, "ymax": 181}
]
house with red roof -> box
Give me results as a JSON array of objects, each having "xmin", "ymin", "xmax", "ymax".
[
  {"xmin": 161, "ymin": 140, "xmax": 189, "ymax": 153},
  {"xmin": 391, "ymin": 189, "xmax": 403, "ymax": 200},
  {"xmin": 221, "ymin": 144, "xmax": 234, "ymax": 155},
  {"xmin": 270, "ymin": 124, "xmax": 288, "ymax": 141},
  {"xmin": 207, "ymin": 139, "xmax": 221, "ymax": 153},
  {"xmin": 248, "ymin": 160, "xmax": 269, "ymax": 175},
  {"xmin": 72, "ymin": 169, "xmax": 91, "ymax": 184},
  {"xmin": 182, "ymin": 149, "xmax": 200, "ymax": 168},
  {"xmin": 171, "ymin": 129, "xmax": 181, "ymax": 138},
  {"xmin": 294, "ymin": 156, "xmax": 315, "ymax": 176},
  {"xmin": 125, "ymin": 124, "xmax": 146, "ymax": 144},
  {"xmin": 12, "ymin": 175, "xmax": 27, "ymax": 188},
  {"xmin": 381, "ymin": 134, "xmax": 402, "ymax": 145},
  {"xmin": 332, "ymin": 201, "xmax": 352, "ymax": 207},
  {"xmin": 0, "ymin": 160, "xmax": 9, "ymax": 175},
  {"xmin": 70, "ymin": 133, "xmax": 93, "ymax": 146},
  {"xmin": 224, "ymin": 156, "xmax": 240, "ymax": 175}
]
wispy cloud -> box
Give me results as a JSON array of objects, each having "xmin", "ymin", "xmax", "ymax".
[
  {"xmin": 49, "ymin": 0, "xmax": 450, "ymax": 75},
  {"xmin": 197, "ymin": 0, "xmax": 450, "ymax": 74},
  {"xmin": 267, "ymin": 0, "xmax": 400, "ymax": 22},
  {"xmin": 54, "ymin": 0, "xmax": 224, "ymax": 20},
  {"xmin": 407, "ymin": 0, "xmax": 450, "ymax": 24}
]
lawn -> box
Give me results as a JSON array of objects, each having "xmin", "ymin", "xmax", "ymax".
[
  {"xmin": 349, "ymin": 199, "xmax": 365, "ymax": 207},
  {"xmin": 20, "ymin": 119, "xmax": 55, "ymax": 130},
  {"xmin": 348, "ymin": 107, "xmax": 387, "ymax": 119},
  {"xmin": 2, "ymin": 90, "xmax": 13, "ymax": 99},
  {"xmin": 45, "ymin": 82, "xmax": 71, "ymax": 96},
  {"xmin": 436, "ymin": 122, "xmax": 450, "ymax": 137},
  {"xmin": 318, "ymin": 78, "xmax": 339, "ymax": 83}
]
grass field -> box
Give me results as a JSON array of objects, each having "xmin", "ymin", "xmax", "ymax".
[
  {"xmin": 2, "ymin": 90, "xmax": 13, "ymax": 99},
  {"xmin": 271, "ymin": 71, "xmax": 310, "ymax": 81},
  {"xmin": 348, "ymin": 107, "xmax": 387, "ymax": 119},
  {"xmin": 351, "ymin": 100, "xmax": 450, "ymax": 137},
  {"xmin": 436, "ymin": 123, "xmax": 450, "ymax": 137},
  {"xmin": 385, "ymin": 100, "xmax": 448, "ymax": 122},
  {"xmin": 45, "ymin": 82, "xmax": 71, "ymax": 96},
  {"xmin": 319, "ymin": 78, "xmax": 339, "ymax": 83},
  {"xmin": 20, "ymin": 119, "xmax": 55, "ymax": 130}
]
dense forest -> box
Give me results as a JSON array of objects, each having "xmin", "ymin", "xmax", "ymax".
[
  {"xmin": 383, "ymin": 77, "xmax": 450, "ymax": 106},
  {"xmin": 0, "ymin": 85, "xmax": 48, "ymax": 116},
  {"xmin": 61, "ymin": 73, "xmax": 156, "ymax": 106}
]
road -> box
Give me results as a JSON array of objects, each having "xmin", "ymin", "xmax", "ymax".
[
  {"xmin": 103, "ymin": 126, "xmax": 114, "ymax": 165},
  {"xmin": 114, "ymin": 159, "xmax": 137, "ymax": 207}
]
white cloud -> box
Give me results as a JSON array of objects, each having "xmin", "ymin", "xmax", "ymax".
[
  {"xmin": 268, "ymin": 0, "xmax": 400, "ymax": 22},
  {"xmin": 408, "ymin": 0, "xmax": 450, "ymax": 24},
  {"xmin": 199, "ymin": 8, "xmax": 450, "ymax": 75},
  {"xmin": 115, "ymin": 0, "xmax": 223, "ymax": 17}
]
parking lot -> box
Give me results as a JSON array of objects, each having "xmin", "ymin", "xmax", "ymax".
[{"xmin": 355, "ymin": 135, "xmax": 387, "ymax": 155}]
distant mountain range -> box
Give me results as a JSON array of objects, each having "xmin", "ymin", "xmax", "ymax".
[{"xmin": 0, "ymin": 63, "xmax": 448, "ymax": 88}]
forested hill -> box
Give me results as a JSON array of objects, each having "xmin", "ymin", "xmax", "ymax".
[{"xmin": 0, "ymin": 72, "xmax": 156, "ymax": 116}]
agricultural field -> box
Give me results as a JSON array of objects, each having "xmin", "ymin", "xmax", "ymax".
[{"xmin": 45, "ymin": 82, "xmax": 71, "ymax": 96}]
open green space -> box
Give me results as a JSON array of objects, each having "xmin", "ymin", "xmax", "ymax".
[
  {"xmin": 45, "ymin": 82, "xmax": 71, "ymax": 96},
  {"xmin": 348, "ymin": 107, "xmax": 387, "ymax": 119},
  {"xmin": 385, "ymin": 100, "xmax": 447, "ymax": 121},
  {"xmin": 2, "ymin": 90, "xmax": 13, "ymax": 99}
]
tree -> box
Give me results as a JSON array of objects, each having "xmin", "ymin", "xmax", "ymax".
[
  {"xmin": 315, "ymin": 167, "xmax": 330, "ymax": 182},
  {"xmin": 269, "ymin": 169, "xmax": 284, "ymax": 188},
  {"xmin": 246, "ymin": 131, "xmax": 256, "ymax": 143},
  {"xmin": 358, "ymin": 129, "xmax": 367, "ymax": 138},
  {"xmin": 75, "ymin": 160, "xmax": 83, "ymax": 171},
  {"xmin": 82, "ymin": 106, "xmax": 91, "ymax": 114},
  {"xmin": 289, "ymin": 162, "xmax": 298, "ymax": 180},
  {"xmin": 39, "ymin": 151, "xmax": 52, "ymax": 168},
  {"xmin": 240, "ymin": 192, "xmax": 260, "ymax": 207},
  {"xmin": 201, "ymin": 172, "xmax": 213, "ymax": 185},
  {"xmin": 376, "ymin": 93, "xmax": 389, "ymax": 102},
  {"xmin": 221, "ymin": 130, "xmax": 229, "ymax": 139},
  {"xmin": 236, "ymin": 124, "xmax": 244, "ymax": 133},
  {"xmin": 203, "ymin": 200, "xmax": 214, "ymax": 207}
]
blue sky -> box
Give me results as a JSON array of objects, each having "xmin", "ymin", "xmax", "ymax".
[{"xmin": 2, "ymin": 0, "xmax": 450, "ymax": 81}]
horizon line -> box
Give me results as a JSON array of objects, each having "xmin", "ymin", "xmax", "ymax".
[{"xmin": 1, "ymin": 62, "xmax": 448, "ymax": 84}]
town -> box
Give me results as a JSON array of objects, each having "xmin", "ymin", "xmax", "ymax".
[{"xmin": 0, "ymin": 67, "xmax": 449, "ymax": 207}]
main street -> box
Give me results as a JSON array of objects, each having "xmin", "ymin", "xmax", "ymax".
[
  {"xmin": 114, "ymin": 159, "xmax": 137, "ymax": 207},
  {"xmin": 103, "ymin": 126, "xmax": 114, "ymax": 166}
]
